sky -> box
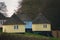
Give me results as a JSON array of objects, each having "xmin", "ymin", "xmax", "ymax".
[{"xmin": 0, "ymin": 0, "xmax": 22, "ymax": 17}]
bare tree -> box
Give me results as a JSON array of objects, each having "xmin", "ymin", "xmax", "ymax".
[{"xmin": 0, "ymin": 2, "xmax": 7, "ymax": 13}]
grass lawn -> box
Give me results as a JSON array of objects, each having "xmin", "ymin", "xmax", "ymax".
[
  {"xmin": 23, "ymin": 32, "xmax": 60, "ymax": 40},
  {"xmin": 0, "ymin": 32, "xmax": 60, "ymax": 40}
]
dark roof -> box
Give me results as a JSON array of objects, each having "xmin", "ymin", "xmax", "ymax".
[
  {"xmin": 33, "ymin": 13, "xmax": 50, "ymax": 24},
  {"xmin": 3, "ymin": 14, "xmax": 25, "ymax": 25},
  {"xmin": 0, "ymin": 13, "xmax": 9, "ymax": 19},
  {"xmin": 16, "ymin": 13, "xmax": 31, "ymax": 21}
]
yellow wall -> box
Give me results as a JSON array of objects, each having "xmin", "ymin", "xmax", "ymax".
[
  {"xmin": 3, "ymin": 25, "xmax": 25, "ymax": 33},
  {"xmin": 32, "ymin": 24, "xmax": 51, "ymax": 31}
]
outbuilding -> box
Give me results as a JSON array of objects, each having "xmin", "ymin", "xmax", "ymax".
[{"xmin": 3, "ymin": 14, "xmax": 25, "ymax": 33}]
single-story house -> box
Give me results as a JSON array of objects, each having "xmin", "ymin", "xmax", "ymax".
[
  {"xmin": 32, "ymin": 13, "xmax": 51, "ymax": 31},
  {"xmin": 3, "ymin": 14, "xmax": 25, "ymax": 33}
]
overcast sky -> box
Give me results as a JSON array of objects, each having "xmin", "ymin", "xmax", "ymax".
[{"xmin": 0, "ymin": 0, "xmax": 22, "ymax": 17}]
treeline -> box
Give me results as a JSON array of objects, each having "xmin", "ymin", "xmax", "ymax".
[{"xmin": 17, "ymin": 0, "xmax": 60, "ymax": 28}]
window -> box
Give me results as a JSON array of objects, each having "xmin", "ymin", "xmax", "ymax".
[
  {"xmin": 14, "ymin": 25, "xmax": 18, "ymax": 30},
  {"xmin": 43, "ymin": 24, "xmax": 47, "ymax": 28}
]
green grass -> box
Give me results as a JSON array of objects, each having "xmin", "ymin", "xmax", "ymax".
[
  {"xmin": 23, "ymin": 32, "xmax": 48, "ymax": 38},
  {"xmin": 0, "ymin": 32, "xmax": 60, "ymax": 40},
  {"xmin": 23, "ymin": 32, "xmax": 60, "ymax": 40}
]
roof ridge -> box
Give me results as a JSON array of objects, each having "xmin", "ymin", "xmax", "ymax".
[
  {"xmin": 3, "ymin": 14, "xmax": 25, "ymax": 25},
  {"xmin": 33, "ymin": 13, "xmax": 50, "ymax": 24}
]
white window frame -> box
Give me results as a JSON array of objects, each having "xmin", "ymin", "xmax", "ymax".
[{"xmin": 14, "ymin": 25, "xmax": 18, "ymax": 30}]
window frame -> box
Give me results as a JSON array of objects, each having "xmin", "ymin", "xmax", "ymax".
[
  {"xmin": 43, "ymin": 24, "xmax": 47, "ymax": 28},
  {"xmin": 14, "ymin": 25, "xmax": 18, "ymax": 30}
]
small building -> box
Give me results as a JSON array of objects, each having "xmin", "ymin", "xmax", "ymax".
[
  {"xmin": 3, "ymin": 14, "xmax": 25, "ymax": 33},
  {"xmin": 52, "ymin": 26, "xmax": 60, "ymax": 38},
  {"xmin": 32, "ymin": 13, "xmax": 51, "ymax": 31}
]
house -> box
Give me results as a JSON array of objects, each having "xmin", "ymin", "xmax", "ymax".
[
  {"xmin": 32, "ymin": 13, "xmax": 51, "ymax": 31},
  {"xmin": 3, "ymin": 14, "xmax": 25, "ymax": 33}
]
